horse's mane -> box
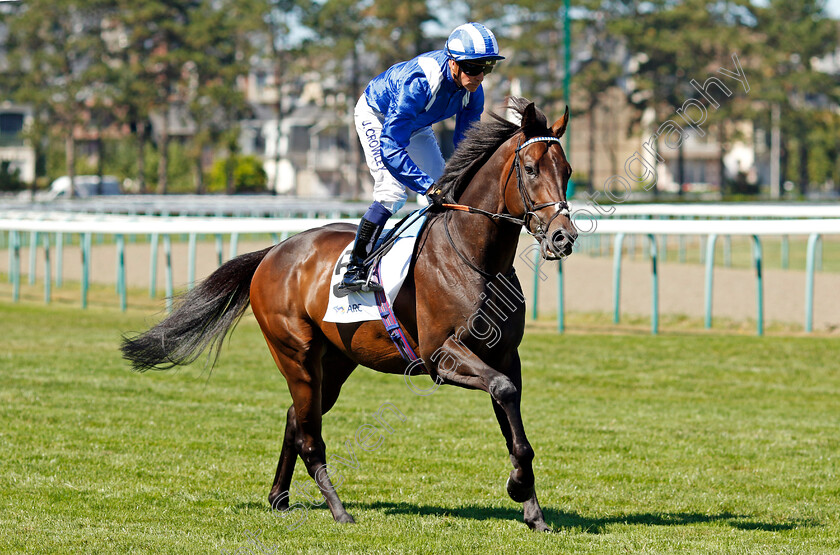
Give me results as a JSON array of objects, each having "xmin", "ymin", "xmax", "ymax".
[{"xmin": 437, "ymin": 96, "xmax": 549, "ymax": 201}]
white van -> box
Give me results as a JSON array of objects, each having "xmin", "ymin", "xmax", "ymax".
[{"xmin": 41, "ymin": 175, "xmax": 122, "ymax": 200}]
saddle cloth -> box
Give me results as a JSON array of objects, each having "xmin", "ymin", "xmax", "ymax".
[{"xmin": 323, "ymin": 213, "xmax": 427, "ymax": 324}]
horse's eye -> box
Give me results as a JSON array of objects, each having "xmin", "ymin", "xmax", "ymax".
[{"xmin": 524, "ymin": 165, "xmax": 536, "ymax": 176}]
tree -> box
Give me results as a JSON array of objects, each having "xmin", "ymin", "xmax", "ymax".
[
  {"xmin": 610, "ymin": 0, "xmax": 755, "ymax": 195},
  {"xmin": 182, "ymin": 0, "xmax": 259, "ymax": 193},
  {"xmin": 750, "ymin": 0, "xmax": 838, "ymax": 196},
  {"xmin": 361, "ymin": 0, "xmax": 436, "ymax": 69},
  {"xmin": 101, "ymin": 1, "xmax": 162, "ymax": 194},
  {"xmin": 5, "ymin": 0, "xmax": 112, "ymax": 197},
  {"xmin": 208, "ymin": 154, "xmax": 267, "ymax": 193},
  {"xmin": 119, "ymin": 0, "xmax": 202, "ymax": 194},
  {"xmin": 261, "ymin": 0, "xmax": 316, "ymax": 194},
  {"xmin": 570, "ymin": 3, "xmax": 624, "ymax": 193}
]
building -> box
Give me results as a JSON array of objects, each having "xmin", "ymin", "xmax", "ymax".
[{"xmin": 0, "ymin": 103, "xmax": 35, "ymax": 184}]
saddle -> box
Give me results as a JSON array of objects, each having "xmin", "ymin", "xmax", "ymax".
[{"xmin": 323, "ymin": 208, "xmax": 429, "ymax": 324}]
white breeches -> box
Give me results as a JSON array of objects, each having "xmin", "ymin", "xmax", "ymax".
[{"xmin": 354, "ymin": 95, "xmax": 445, "ymax": 213}]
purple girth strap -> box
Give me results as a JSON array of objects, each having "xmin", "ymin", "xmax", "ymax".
[{"xmin": 371, "ymin": 263, "xmax": 419, "ymax": 362}]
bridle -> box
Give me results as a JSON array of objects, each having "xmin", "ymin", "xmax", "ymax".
[
  {"xmin": 441, "ymin": 134, "xmax": 571, "ymax": 279},
  {"xmin": 508, "ymin": 136, "xmax": 571, "ymax": 238}
]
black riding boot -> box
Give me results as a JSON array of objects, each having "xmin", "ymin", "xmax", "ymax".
[{"xmin": 336, "ymin": 218, "xmax": 384, "ymax": 296}]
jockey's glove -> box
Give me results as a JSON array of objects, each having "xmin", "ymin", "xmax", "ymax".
[{"xmin": 426, "ymin": 187, "xmax": 446, "ymax": 210}]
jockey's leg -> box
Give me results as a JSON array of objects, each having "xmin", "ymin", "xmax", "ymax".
[
  {"xmin": 337, "ymin": 96, "xmax": 407, "ymax": 296},
  {"xmin": 337, "ymin": 201, "xmax": 391, "ymax": 295}
]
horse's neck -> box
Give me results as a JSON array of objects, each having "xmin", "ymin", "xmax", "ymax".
[{"xmin": 446, "ymin": 149, "xmax": 521, "ymax": 276}]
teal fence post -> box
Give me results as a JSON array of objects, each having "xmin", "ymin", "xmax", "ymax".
[
  {"xmin": 28, "ymin": 230, "xmax": 38, "ymax": 285},
  {"xmin": 752, "ymin": 235, "xmax": 763, "ymax": 336},
  {"xmin": 149, "ymin": 233, "xmax": 159, "ymax": 298},
  {"xmin": 216, "ymin": 234, "xmax": 224, "ymax": 266},
  {"xmin": 43, "ymin": 233, "xmax": 51, "ymax": 304},
  {"xmin": 805, "ymin": 233, "xmax": 820, "ymax": 333},
  {"xmin": 11, "ymin": 230, "xmax": 20, "ymax": 302},
  {"xmin": 781, "ymin": 235, "xmax": 789, "ymax": 270},
  {"xmin": 816, "ymin": 235, "xmax": 823, "ymax": 272},
  {"xmin": 648, "ymin": 234, "xmax": 658, "ymax": 335},
  {"xmin": 7, "ymin": 230, "xmax": 13, "ymax": 283},
  {"xmin": 704, "ymin": 234, "xmax": 718, "ymax": 329},
  {"xmin": 81, "ymin": 232, "xmax": 91, "ymax": 309},
  {"xmin": 229, "ymin": 232, "xmax": 239, "ymax": 260},
  {"xmin": 116, "ymin": 234, "xmax": 126, "ymax": 311},
  {"xmin": 557, "ymin": 257, "xmax": 564, "ymax": 333},
  {"xmin": 188, "ymin": 232, "xmax": 197, "ymax": 290},
  {"xmin": 56, "ymin": 232, "xmax": 64, "ymax": 288},
  {"xmin": 164, "ymin": 234, "xmax": 174, "ymax": 313},
  {"xmin": 612, "ymin": 233, "xmax": 626, "ymax": 324}
]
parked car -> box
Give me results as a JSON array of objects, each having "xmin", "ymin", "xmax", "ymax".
[{"xmin": 38, "ymin": 175, "xmax": 122, "ymax": 200}]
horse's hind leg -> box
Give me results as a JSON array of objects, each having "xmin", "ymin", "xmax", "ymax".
[
  {"xmin": 265, "ymin": 339, "xmax": 356, "ymax": 523},
  {"xmin": 268, "ymin": 405, "xmax": 299, "ymax": 511},
  {"xmin": 268, "ymin": 351, "xmax": 357, "ymax": 512}
]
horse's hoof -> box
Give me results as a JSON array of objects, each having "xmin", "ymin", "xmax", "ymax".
[
  {"xmin": 506, "ymin": 477, "xmax": 535, "ymax": 503},
  {"xmin": 527, "ymin": 519, "xmax": 553, "ymax": 532},
  {"xmin": 336, "ymin": 513, "xmax": 355, "ymax": 524},
  {"xmin": 268, "ymin": 494, "xmax": 288, "ymax": 512}
]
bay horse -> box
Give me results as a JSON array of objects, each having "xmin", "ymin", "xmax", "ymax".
[{"xmin": 121, "ymin": 97, "xmax": 576, "ymax": 532}]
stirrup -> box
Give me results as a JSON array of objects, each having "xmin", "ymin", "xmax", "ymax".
[
  {"xmin": 363, "ymin": 270, "xmax": 384, "ymax": 293},
  {"xmin": 335, "ymin": 266, "xmax": 383, "ymax": 297},
  {"xmin": 335, "ymin": 281, "xmax": 362, "ymax": 297},
  {"xmin": 335, "ymin": 271, "xmax": 364, "ymax": 297}
]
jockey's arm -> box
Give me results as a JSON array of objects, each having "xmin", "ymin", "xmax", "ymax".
[{"xmin": 379, "ymin": 78, "xmax": 436, "ymax": 195}]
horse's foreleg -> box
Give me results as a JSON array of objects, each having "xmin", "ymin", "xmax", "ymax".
[
  {"xmin": 491, "ymin": 400, "xmax": 550, "ymax": 532},
  {"xmin": 435, "ymin": 338, "xmax": 550, "ymax": 531}
]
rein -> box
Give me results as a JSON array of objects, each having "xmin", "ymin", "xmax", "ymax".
[{"xmin": 439, "ymin": 135, "xmax": 570, "ymax": 277}]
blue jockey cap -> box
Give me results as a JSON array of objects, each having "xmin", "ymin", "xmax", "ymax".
[{"xmin": 445, "ymin": 22, "xmax": 505, "ymax": 62}]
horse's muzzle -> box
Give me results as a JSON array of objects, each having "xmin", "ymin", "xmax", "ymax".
[{"xmin": 541, "ymin": 229, "xmax": 576, "ymax": 260}]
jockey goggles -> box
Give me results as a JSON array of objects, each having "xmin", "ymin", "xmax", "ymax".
[{"xmin": 458, "ymin": 59, "xmax": 496, "ymax": 76}]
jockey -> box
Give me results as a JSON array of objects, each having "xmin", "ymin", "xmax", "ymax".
[{"xmin": 336, "ymin": 22, "xmax": 504, "ymax": 296}]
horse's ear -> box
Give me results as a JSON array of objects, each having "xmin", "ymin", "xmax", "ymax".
[
  {"xmin": 551, "ymin": 105, "xmax": 570, "ymax": 139},
  {"xmin": 520, "ymin": 102, "xmax": 541, "ymax": 134}
]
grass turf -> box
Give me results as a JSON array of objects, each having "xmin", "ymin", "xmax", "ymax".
[{"xmin": 1, "ymin": 301, "xmax": 838, "ymax": 553}]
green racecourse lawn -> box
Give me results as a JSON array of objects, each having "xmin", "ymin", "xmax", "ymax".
[{"xmin": 1, "ymin": 301, "xmax": 838, "ymax": 554}]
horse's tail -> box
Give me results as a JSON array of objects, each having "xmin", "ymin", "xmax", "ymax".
[{"xmin": 121, "ymin": 246, "xmax": 274, "ymax": 372}]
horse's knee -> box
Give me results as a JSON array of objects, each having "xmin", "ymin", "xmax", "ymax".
[
  {"xmin": 512, "ymin": 442, "xmax": 534, "ymax": 465},
  {"xmin": 489, "ymin": 375, "xmax": 518, "ymax": 405},
  {"xmin": 296, "ymin": 437, "xmax": 325, "ymax": 467}
]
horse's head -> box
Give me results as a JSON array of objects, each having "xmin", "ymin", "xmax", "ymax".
[{"xmin": 502, "ymin": 102, "xmax": 576, "ymax": 259}]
